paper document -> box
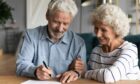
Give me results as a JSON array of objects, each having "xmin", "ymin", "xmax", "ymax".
[{"xmin": 21, "ymin": 80, "xmax": 61, "ymax": 84}]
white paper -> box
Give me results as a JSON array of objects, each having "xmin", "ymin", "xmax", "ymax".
[{"xmin": 21, "ymin": 80, "xmax": 61, "ymax": 84}]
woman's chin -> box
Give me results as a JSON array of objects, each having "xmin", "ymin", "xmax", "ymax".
[{"xmin": 99, "ymin": 41, "xmax": 107, "ymax": 45}]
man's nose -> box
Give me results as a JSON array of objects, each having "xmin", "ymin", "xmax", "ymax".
[{"xmin": 58, "ymin": 24, "xmax": 64, "ymax": 32}]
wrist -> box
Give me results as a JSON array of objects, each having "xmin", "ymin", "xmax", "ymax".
[{"xmin": 34, "ymin": 68, "xmax": 38, "ymax": 78}]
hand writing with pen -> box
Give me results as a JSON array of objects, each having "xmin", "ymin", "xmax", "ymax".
[
  {"xmin": 35, "ymin": 61, "xmax": 53, "ymax": 80},
  {"xmin": 35, "ymin": 56, "xmax": 85, "ymax": 83}
]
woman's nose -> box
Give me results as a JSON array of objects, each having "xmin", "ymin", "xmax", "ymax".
[{"xmin": 96, "ymin": 30, "xmax": 102, "ymax": 38}]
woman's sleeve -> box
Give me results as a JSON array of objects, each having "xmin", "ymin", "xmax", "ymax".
[{"xmin": 85, "ymin": 44, "xmax": 138, "ymax": 83}]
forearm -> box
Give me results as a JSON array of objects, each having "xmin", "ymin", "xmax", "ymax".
[
  {"xmin": 16, "ymin": 62, "xmax": 37, "ymax": 77},
  {"xmin": 85, "ymin": 66, "xmax": 121, "ymax": 83}
]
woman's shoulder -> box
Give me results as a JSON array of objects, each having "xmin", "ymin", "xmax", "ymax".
[
  {"xmin": 119, "ymin": 41, "xmax": 138, "ymax": 56},
  {"xmin": 91, "ymin": 45, "xmax": 102, "ymax": 52},
  {"xmin": 120, "ymin": 41, "xmax": 137, "ymax": 49}
]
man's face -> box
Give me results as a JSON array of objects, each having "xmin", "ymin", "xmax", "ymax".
[{"xmin": 47, "ymin": 11, "xmax": 72, "ymax": 40}]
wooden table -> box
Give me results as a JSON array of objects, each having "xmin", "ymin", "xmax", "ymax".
[
  {"xmin": 0, "ymin": 54, "xmax": 140, "ymax": 84},
  {"xmin": 0, "ymin": 75, "xmax": 140, "ymax": 84},
  {"xmin": 0, "ymin": 54, "xmax": 16, "ymax": 75}
]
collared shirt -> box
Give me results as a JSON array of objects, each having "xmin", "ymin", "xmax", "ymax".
[{"xmin": 16, "ymin": 25, "xmax": 86, "ymax": 77}]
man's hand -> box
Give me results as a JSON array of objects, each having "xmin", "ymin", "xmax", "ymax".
[
  {"xmin": 69, "ymin": 57, "xmax": 85, "ymax": 74},
  {"xmin": 35, "ymin": 65, "xmax": 53, "ymax": 80},
  {"xmin": 56, "ymin": 71, "xmax": 79, "ymax": 83}
]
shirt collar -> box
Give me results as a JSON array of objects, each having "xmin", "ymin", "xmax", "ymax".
[
  {"xmin": 41, "ymin": 25, "xmax": 50, "ymax": 40},
  {"xmin": 41, "ymin": 25, "xmax": 70, "ymax": 44}
]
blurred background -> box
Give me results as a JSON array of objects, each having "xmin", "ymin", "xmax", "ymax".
[{"xmin": 0, "ymin": 0, "xmax": 140, "ymax": 54}]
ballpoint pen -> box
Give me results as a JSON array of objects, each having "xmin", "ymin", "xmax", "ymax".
[
  {"xmin": 43, "ymin": 61, "xmax": 51, "ymax": 77},
  {"xmin": 43, "ymin": 61, "xmax": 49, "ymax": 69}
]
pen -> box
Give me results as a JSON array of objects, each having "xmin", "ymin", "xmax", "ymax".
[
  {"xmin": 43, "ymin": 61, "xmax": 49, "ymax": 69},
  {"xmin": 43, "ymin": 61, "xmax": 51, "ymax": 77}
]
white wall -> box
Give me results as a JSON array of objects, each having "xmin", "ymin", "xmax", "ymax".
[
  {"xmin": 26, "ymin": 0, "xmax": 50, "ymax": 29},
  {"xmin": 25, "ymin": 0, "xmax": 82, "ymax": 33}
]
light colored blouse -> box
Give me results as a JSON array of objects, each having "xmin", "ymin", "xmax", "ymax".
[{"xmin": 85, "ymin": 41, "xmax": 140, "ymax": 83}]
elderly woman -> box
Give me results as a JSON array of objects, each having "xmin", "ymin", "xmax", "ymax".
[{"xmin": 81, "ymin": 4, "xmax": 140, "ymax": 83}]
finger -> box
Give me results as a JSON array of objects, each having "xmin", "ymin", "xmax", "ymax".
[
  {"xmin": 39, "ymin": 72, "xmax": 52, "ymax": 80},
  {"xmin": 75, "ymin": 62, "xmax": 84, "ymax": 67},
  {"xmin": 76, "ymin": 55, "xmax": 81, "ymax": 59},
  {"xmin": 45, "ymin": 74, "xmax": 51, "ymax": 79},
  {"xmin": 37, "ymin": 72, "xmax": 46, "ymax": 80},
  {"xmin": 62, "ymin": 75, "xmax": 71, "ymax": 83},
  {"xmin": 39, "ymin": 75, "xmax": 50, "ymax": 80},
  {"xmin": 66, "ymin": 74, "xmax": 75, "ymax": 83},
  {"xmin": 60, "ymin": 73, "xmax": 70, "ymax": 83},
  {"xmin": 75, "ymin": 67, "xmax": 84, "ymax": 71},
  {"xmin": 38, "ymin": 65, "xmax": 43, "ymax": 70},
  {"xmin": 73, "ymin": 75, "xmax": 78, "ymax": 81},
  {"xmin": 39, "ymin": 76, "xmax": 47, "ymax": 80},
  {"xmin": 36, "ymin": 66, "xmax": 43, "ymax": 79},
  {"xmin": 75, "ymin": 63, "xmax": 84, "ymax": 67},
  {"xmin": 41, "ymin": 66, "xmax": 48, "ymax": 71},
  {"xmin": 47, "ymin": 68, "xmax": 52, "ymax": 75},
  {"xmin": 56, "ymin": 74, "xmax": 62, "ymax": 78},
  {"xmin": 41, "ymin": 66, "xmax": 52, "ymax": 76},
  {"xmin": 76, "ymin": 57, "xmax": 81, "ymax": 60},
  {"xmin": 75, "ymin": 60, "xmax": 84, "ymax": 64},
  {"xmin": 37, "ymin": 68, "xmax": 51, "ymax": 79},
  {"xmin": 75, "ymin": 62, "xmax": 84, "ymax": 68}
]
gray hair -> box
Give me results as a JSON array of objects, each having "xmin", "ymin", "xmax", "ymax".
[
  {"xmin": 47, "ymin": 0, "xmax": 78, "ymax": 18},
  {"xmin": 91, "ymin": 4, "xmax": 130, "ymax": 38}
]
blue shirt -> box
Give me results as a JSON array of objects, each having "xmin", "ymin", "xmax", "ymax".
[{"xmin": 16, "ymin": 25, "xmax": 86, "ymax": 77}]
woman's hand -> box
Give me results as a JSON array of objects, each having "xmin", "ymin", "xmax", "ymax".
[{"xmin": 69, "ymin": 57, "xmax": 85, "ymax": 74}]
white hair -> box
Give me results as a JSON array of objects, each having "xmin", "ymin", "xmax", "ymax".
[
  {"xmin": 47, "ymin": 0, "xmax": 78, "ymax": 18},
  {"xmin": 91, "ymin": 4, "xmax": 130, "ymax": 38}
]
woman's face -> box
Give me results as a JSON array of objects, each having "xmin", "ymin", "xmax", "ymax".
[{"xmin": 94, "ymin": 22, "xmax": 117, "ymax": 46}]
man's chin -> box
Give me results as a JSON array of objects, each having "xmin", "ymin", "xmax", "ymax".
[{"xmin": 54, "ymin": 34, "xmax": 64, "ymax": 39}]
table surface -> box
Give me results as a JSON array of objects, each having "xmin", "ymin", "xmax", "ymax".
[
  {"xmin": 0, "ymin": 54, "xmax": 140, "ymax": 84},
  {"xmin": 0, "ymin": 75, "xmax": 140, "ymax": 84}
]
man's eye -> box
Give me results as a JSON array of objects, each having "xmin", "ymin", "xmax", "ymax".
[
  {"xmin": 101, "ymin": 29, "xmax": 106, "ymax": 32},
  {"xmin": 64, "ymin": 23, "xmax": 68, "ymax": 26}
]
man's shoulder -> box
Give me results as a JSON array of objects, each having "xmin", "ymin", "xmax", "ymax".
[
  {"xmin": 24, "ymin": 26, "xmax": 46, "ymax": 40},
  {"xmin": 26, "ymin": 26, "xmax": 45, "ymax": 34}
]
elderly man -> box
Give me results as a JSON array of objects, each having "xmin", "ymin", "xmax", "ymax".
[{"xmin": 16, "ymin": 0, "xmax": 86, "ymax": 83}]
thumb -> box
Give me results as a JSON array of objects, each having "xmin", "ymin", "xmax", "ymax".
[{"xmin": 56, "ymin": 74, "xmax": 62, "ymax": 78}]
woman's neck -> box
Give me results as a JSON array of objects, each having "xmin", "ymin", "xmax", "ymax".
[{"xmin": 102, "ymin": 38, "xmax": 124, "ymax": 53}]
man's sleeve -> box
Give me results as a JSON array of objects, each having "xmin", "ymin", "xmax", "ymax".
[
  {"xmin": 16, "ymin": 31, "xmax": 37, "ymax": 77},
  {"xmin": 78, "ymin": 40, "xmax": 87, "ymax": 70}
]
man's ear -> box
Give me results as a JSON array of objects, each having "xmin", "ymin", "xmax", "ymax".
[{"xmin": 46, "ymin": 10, "xmax": 49, "ymax": 20}]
